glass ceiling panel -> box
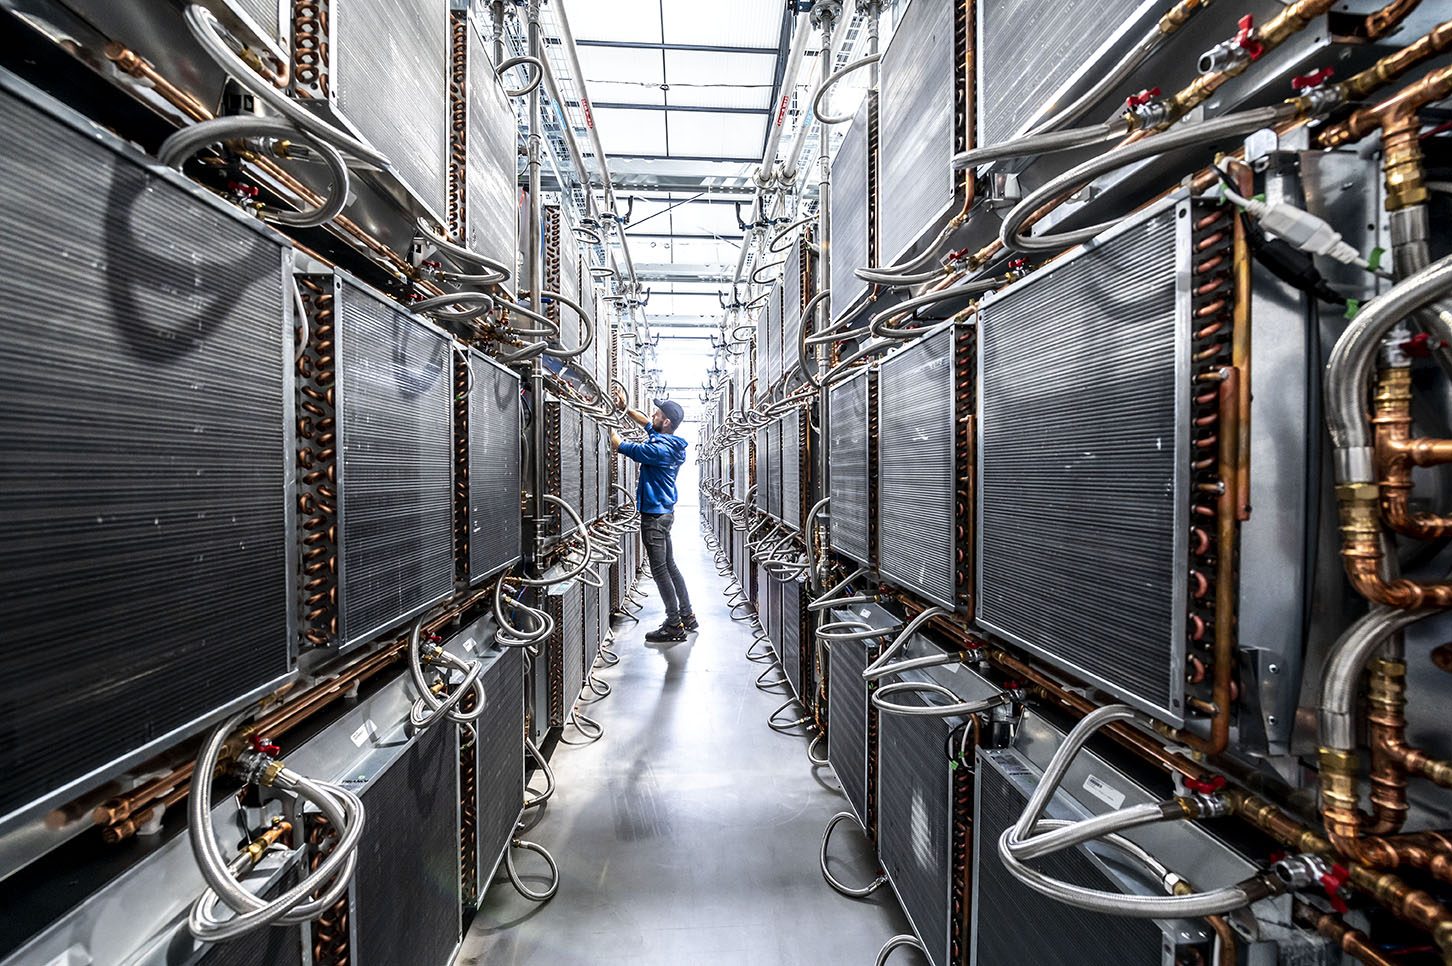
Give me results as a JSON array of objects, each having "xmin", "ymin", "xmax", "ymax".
[
  {"xmin": 661, "ymin": 0, "xmax": 783, "ymax": 47},
  {"xmin": 560, "ymin": 0, "xmax": 662, "ymax": 43},
  {"xmin": 577, "ymin": 44, "xmax": 666, "ymax": 85},
  {"xmin": 663, "ymin": 50, "xmax": 777, "ymax": 110},
  {"xmin": 666, "ymin": 112, "xmax": 769, "ymax": 161},
  {"xmin": 591, "ymin": 107, "xmax": 667, "ymax": 155}
]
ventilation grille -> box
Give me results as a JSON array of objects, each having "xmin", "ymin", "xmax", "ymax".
[
  {"xmin": 558, "ymin": 404, "xmax": 582, "ymax": 536},
  {"xmin": 879, "ymin": 689, "xmax": 954, "ymax": 966},
  {"xmin": 225, "ymin": 0, "xmax": 283, "ymax": 43},
  {"xmin": 584, "ymin": 575, "xmax": 599, "ymax": 662},
  {"xmin": 336, "ymin": 0, "xmax": 449, "ymax": 219},
  {"xmin": 583, "ymin": 416, "xmax": 599, "ymax": 524},
  {"xmin": 355, "ymin": 723, "xmax": 460, "ymax": 966},
  {"xmin": 0, "ymin": 76, "xmax": 295, "ymax": 828},
  {"xmin": 826, "ymin": 626, "xmax": 871, "ymax": 827},
  {"xmin": 466, "ymin": 20, "xmax": 518, "ymax": 288},
  {"xmin": 781, "ymin": 580, "xmax": 802, "ymax": 700},
  {"xmin": 766, "ymin": 419, "xmax": 783, "ymax": 522},
  {"xmin": 782, "ymin": 238, "xmax": 804, "ymax": 382},
  {"xmin": 879, "ymin": 326, "xmax": 958, "ymax": 609},
  {"xmin": 878, "ymin": 0, "xmax": 956, "ymax": 266},
  {"xmin": 974, "ymin": 750, "xmax": 1170, "ymax": 966},
  {"xmin": 337, "ymin": 281, "xmax": 455, "ymax": 648},
  {"xmin": 977, "ymin": 0, "xmax": 1154, "ymax": 150},
  {"xmin": 467, "ymin": 349, "xmax": 521, "ymax": 582},
  {"xmin": 475, "ymin": 644, "xmax": 524, "ymax": 886},
  {"xmin": 976, "ymin": 206, "xmax": 1186, "ymax": 723},
  {"xmin": 782, "ymin": 412, "xmax": 801, "ymax": 532},
  {"xmin": 831, "ymin": 97, "xmax": 872, "ymax": 322},
  {"xmin": 755, "ymin": 426, "xmax": 771, "ymax": 515},
  {"xmin": 828, "ymin": 369, "xmax": 871, "ymax": 566},
  {"xmin": 562, "ymin": 584, "xmax": 584, "ymax": 714}
]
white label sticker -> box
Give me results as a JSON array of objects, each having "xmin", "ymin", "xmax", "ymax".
[
  {"xmin": 349, "ymin": 724, "xmax": 369, "ymax": 747},
  {"xmin": 1082, "ymin": 773, "xmax": 1126, "ymax": 810}
]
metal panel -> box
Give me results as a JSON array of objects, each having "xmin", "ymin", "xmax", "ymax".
[
  {"xmin": 878, "ymin": 0, "xmax": 956, "ymax": 266},
  {"xmin": 878, "ymin": 325, "xmax": 957, "ymax": 609},
  {"xmin": 782, "ymin": 238, "xmax": 804, "ymax": 385},
  {"xmin": 583, "ymin": 416, "xmax": 599, "ymax": 524},
  {"xmin": 975, "ymin": 201, "xmax": 1188, "ymax": 723},
  {"xmin": 466, "ymin": 19, "xmax": 519, "ymax": 290},
  {"xmin": 831, "ymin": 97, "xmax": 871, "ymax": 323},
  {"xmin": 781, "ymin": 411, "xmax": 801, "ymax": 532},
  {"xmin": 336, "ymin": 0, "xmax": 450, "ymax": 221},
  {"xmin": 585, "ymin": 571, "xmax": 600, "ymax": 662},
  {"xmin": 0, "ymin": 72, "xmax": 294, "ymax": 832},
  {"xmin": 336, "ymin": 279, "xmax": 455, "ymax": 649},
  {"xmin": 768, "ymin": 418, "xmax": 784, "ymax": 522},
  {"xmin": 562, "ymin": 584, "xmax": 585, "ymax": 714},
  {"xmin": 973, "ymin": 734, "xmax": 1212, "ymax": 966},
  {"xmin": 781, "ymin": 578, "xmax": 803, "ymax": 700},
  {"xmin": 472, "ymin": 636, "xmax": 524, "ymax": 892},
  {"xmin": 976, "ymin": 0, "xmax": 1156, "ymax": 149},
  {"xmin": 828, "ymin": 368, "xmax": 871, "ymax": 565},
  {"xmin": 558, "ymin": 403, "xmax": 583, "ymax": 535},
  {"xmin": 467, "ymin": 348, "xmax": 521, "ymax": 582},
  {"xmin": 352, "ymin": 721, "xmax": 460, "ymax": 966},
  {"xmin": 827, "ymin": 607, "xmax": 873, "ymax": 828}
]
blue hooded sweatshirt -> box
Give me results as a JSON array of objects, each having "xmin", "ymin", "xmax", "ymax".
[{"xmin": 617, "ymin": 427, "xmax": 689, "ymax": 514}]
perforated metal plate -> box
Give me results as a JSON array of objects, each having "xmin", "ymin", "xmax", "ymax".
[
  {"xmin": 558, "ymin": 403, "xmax": 583, "ymax": 536},
  {"xmin": 336, "ymin": 279, "xmax": 455, "ymax": 649},
  {"xmin": 466, "ymin": 18, "xmax": 519, "ymax": 290},
  {"xmin": 354, "ymin": 723, "xmax": 460, "ymax": 966},
  {"xmin": 0, "ymin": 73, "xmax": 294, "ymax": 830},
  {"xmin": 977, "ymin": 0, "xmax": 1156, "ymax": 149},
  {"xmin": 976, "ymin": 201, "xmax": 1188, "ymax": 724},
  {"xmin": 336, "ymin": 0, "xmax": 450, "ymax": 220},
  {"xmin": 467, "ymin": 348, "xmax": 521, "ymax": 583},
  {"xmin": 831, "ymin": 97, "xmax": 871, "ymax": 323},
  {"xmin": 879, "ymin": 0, "xmax": 956, "ymax": 266},
  {"xmin": 878, "ymin": 325, "xmax": 958, "ymax": 609},
  {"xmin": 828, "ymin": 368, "xmax": 871, "ymax": 566}
]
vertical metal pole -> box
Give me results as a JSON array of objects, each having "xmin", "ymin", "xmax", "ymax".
[
  {"xmin": 811, "ymin": 2, "xmax": 838, "ymax": 593},
  {"xmin": 526, "ymin": 0, "xmax": 547, "ymax": 572},
  {"xmin": 489, "ymin": 0, "xmax": 506, "ymax": 68}
]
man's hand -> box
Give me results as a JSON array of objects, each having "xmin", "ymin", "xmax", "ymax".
[
  {"xmin": 611, "ymin": 385, "xmax": 627, "ymax": 410},
  {"xmin": 609, "ymin": 429, "xmax": 622, "ymax": 451}
]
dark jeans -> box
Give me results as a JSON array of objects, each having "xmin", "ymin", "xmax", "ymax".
[{"xmin": 641, "ymin": 511, "xmax": 691, "ymax": 623}]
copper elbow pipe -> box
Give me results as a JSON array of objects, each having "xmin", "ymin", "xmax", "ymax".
[
  {"xmin": 1371, "ymin": 658, "xmax": 1452, "ymax": 791},
  {"xmin": 1337, "ymin": 483, "xmax": 1452, "ymax": 606},
  {"xmin": 1375, "ymin": 365, "xmax": 1452, "ymax": 538},
  {"xmin": 1320, "ymin": 63, "xmax": 1452, "ymax": 155},
  {"xmin": 1363, "ymin": 0, "xmax": 1423, "ymax": 40},
  {"xmin": 1342, "ymin": 17, "xmax": 1452, "ymax": 103}
]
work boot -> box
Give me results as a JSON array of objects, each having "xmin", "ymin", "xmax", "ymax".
[
  {"xmin": 680, "ymin": 611, "xmax": 699, "ymax": 632},
  {"xmin": 645, "ymin": 620, "xmax": 687, "ymax": 643}
]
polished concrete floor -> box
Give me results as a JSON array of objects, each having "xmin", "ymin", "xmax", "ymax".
[{"xmin": 460, "ymin": 512, "xmax": 915, "ymax": 965}]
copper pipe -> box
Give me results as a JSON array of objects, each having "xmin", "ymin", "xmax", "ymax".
[
  {"xmin": 104, "ymin": 43, "xmax": 210, "ymax": 121},
  {"xmin": 1294, "ymin": 900, "xmax": 1401, "ymax": 966},
  {"xmin": 1320, "ymin": 66, "xmax": 1452, "ymax": 190},
  {"xmin": 1175, "ymin": 367, "xmax": 1239, "ymax": 755},
  {"xmin": 1342, "ymin": 18, "xmax": 1452, "ymax": 103},
  {"xmin": 1370, "ymin": 658, "xmax": 1452, "ymax": 790},
  {"xmin": 1229, "ymin": 791, "xmax": 1452, "ymax": 960},
  {"xmin": 1145, "ymin": 0, "xmax": 1336, "ymax": 131},
  {"xmin": 1364, "ymin": 0, "xmax": 1422, "ymax": 40},
  {"xmin": 1228, "ymin": 162, "xmax": 1253, "ymax": 520},
  {"xmin": 1375, "ymin": 365, "xmax": 1452, "ymax": 539},
  {"xmin": 1338, "ymin": 483, "xmax": 1452, "ymax": 606}
]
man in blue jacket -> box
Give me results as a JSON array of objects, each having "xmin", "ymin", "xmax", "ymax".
[{"xmin": 610, "ymin": 389, "xmax": 696, "ymax": 643}]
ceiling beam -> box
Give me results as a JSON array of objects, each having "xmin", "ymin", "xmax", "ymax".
[
  {"xmin": 555, "ymin": 38, "xmax": 777, "ymax": 55},
  {"xmin": 580, "ymin": 101, "xmax": 769, "ymax": 116}
]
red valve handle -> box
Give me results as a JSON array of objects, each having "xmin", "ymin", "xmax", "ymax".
[
  {"xmin": 1125, "ymin": 87, "xmax": 1161, "ymax": 109},
  {"xmin": 1318, "ymin": 864, "xmax": 1351, "ymax": 914},
  {"xmin": 1234, "ymin": 15, "xmax": 1265, "ymax": 61},
  {"xmin": 1292, "ymin": 67, "xmax": 1335, "ymax": 91},
  {"xmin": 250, "ymin": 734, "xmax": 281, "ymax": 757},
  {"xmin": 1184, "ymin": 774, "xmax": 1227, "ymax": 794},
  {"xmin": 1401, "ymin": 331, "xmax": 1442, "ymax": 358}
]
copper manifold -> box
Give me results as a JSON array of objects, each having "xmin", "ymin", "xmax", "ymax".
[{"xmin": 1375, "ymin": 365, "xmax": 1452, "ymax": 538}]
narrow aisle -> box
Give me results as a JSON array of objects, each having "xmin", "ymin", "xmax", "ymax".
[{"xmin": 460, "ymin": 517, "xmax": 911, "ymax": 965}]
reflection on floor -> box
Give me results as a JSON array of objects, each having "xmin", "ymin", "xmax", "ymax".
[{"xmin": 458, "ymin": 513, "xmax": 915, "ymax": 965}]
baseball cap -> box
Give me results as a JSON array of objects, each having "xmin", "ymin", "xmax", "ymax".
[{"xmin": 653, "ymin": 398, "xmax": 685, "ymax": 428}]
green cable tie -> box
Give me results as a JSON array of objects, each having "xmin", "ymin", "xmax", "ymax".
[
  {"xmin": 1345, "ymin": 299, "xmax": 1360, "ymax": 320},
  {"xmin": 1368, "ymin": 247, "xmax": 1386, "ymax": 272}
]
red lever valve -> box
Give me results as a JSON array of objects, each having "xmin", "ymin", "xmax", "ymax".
[
  {"xmin": 250, "ymin": 734, "xmax": 282, "ymax": 757},
  {"xmin": 1125, "ymin": 87, "xmax": 1161, "ymax": 110},
  {"xmin": 1184, "ymin": 774, "xmax": 1227, "ymax": 795},
  {"xmin": 1401, "ymin": 332, "xmax": 1443, "ymax": 358},
  {"xmin": 1292, "ymin": 67, "xmax": 1335, "ymax": 91},
  {"xmin": 1318, "ymin": 864, "xmax": 1352, "ymax": 914},
  {"xmin": 1234, "ymin": 15, "xmax": 1265, "ymax": 61}
]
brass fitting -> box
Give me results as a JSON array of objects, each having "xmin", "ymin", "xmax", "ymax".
[
  {"xmin": 1342, "ymin": 17, "xmax": 1452, "ymax": 103},
  {"xmin": 1337, "ymin": 484, "xmax": 1452, "ymax": 606},
  {"xmin": 1382, "ymin": 114, "xmax": 1429, "ymax": 211},
  {"xmin": 1157, "ymin": 0, "xmax": 1207, "ymax": 35},
  {"xmin": 245, "ymin": 819, "xmax": 293, "ymax": 864},
  {"xmin": 1320, "ymin": 64, "xmax": 1452, "ymax": 151},
  {"xmin": 260, "ymin": 758, "xmax": 287, "ymax": 787},
  {"xmin": 1319, "ymin": 747, "xmax": 1366, "ymax": 842}
]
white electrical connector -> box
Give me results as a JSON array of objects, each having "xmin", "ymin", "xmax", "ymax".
[{"xmin": 1215, "ymin": 162, "xmax": 1370, "ymax": 270}]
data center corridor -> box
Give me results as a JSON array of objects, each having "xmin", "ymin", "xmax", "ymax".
[{"xmin": 459, "ymin": 518, "xmax": 912, "ymax": 965}]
